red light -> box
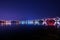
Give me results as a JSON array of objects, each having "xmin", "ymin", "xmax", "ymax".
[{"xmin": 46, "ymin": 19, "xmax": 55, "ymax": 26}]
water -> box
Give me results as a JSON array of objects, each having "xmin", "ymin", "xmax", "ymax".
[{"xmin": 0, "ymin": 25, "xmax": 59, "ymax": 40}]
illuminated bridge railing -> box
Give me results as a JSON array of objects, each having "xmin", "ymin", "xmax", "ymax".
[{"xmin": 0, "ymin": 17, "xmax": 60, "ymax": 27}]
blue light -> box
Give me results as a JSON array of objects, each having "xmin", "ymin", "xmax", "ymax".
[
  {"xmin": 21, "ymin": 21, "xmax": 26, "ymax": 24},
  {"xmin": 27, "ymin": 20, "xmax": 34, "ymax": 24}
]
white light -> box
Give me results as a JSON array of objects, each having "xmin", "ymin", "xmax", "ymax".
[
  {"xmin": 56, "ymin": 19, "xmax": 60, "ymax": 27},
  {"xmin": 56, "ymin": 19, "xmax": 60, "ymax": 25},
  {"xmin": 5, "ymin": 21, "xmax": 11, "ymax": 25},
  {"xmin": 34, "ymin": 20, "xmax": 39, "ymax": 25}
]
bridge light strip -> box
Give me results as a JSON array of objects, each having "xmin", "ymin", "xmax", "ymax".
[{"xmin": 0, "ymin": 17, "xmax": 60, "ymax": 27}]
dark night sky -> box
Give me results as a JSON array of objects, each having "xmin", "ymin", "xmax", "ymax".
[{"xmin": 0, "ymin": 0, "xmax": 60, "ymax": 20}]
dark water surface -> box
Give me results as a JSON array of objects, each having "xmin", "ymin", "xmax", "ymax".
[{"xmin": 0, "ymin": 25, "xmax": 59, "ymax": 40}]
